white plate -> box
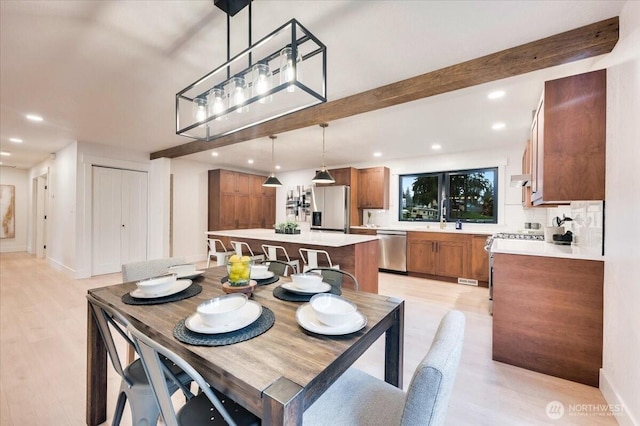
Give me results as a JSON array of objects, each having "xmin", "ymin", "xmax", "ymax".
[
  {"xmin": 281, "ymin": 282, "xmax": 332, "ymax": 295},
  {"xmin": 177, "ymin": 270, "xmax": 205, "ymax": 279},
  {"xmin": 251, "ymin": 270, "xmax": 275, "ymax": 280},
  {"xmin": 296, "ymin": 303, "xmax": 367, "ymax": 335},
  {"xmin": 185, "ymin": 301, "xmax": 262, "ymax": 334},
  {"xmin": 130, "ymin": 279, "xmax": 193, "ymax": 299}
]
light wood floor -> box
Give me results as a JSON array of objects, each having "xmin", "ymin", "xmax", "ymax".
[{"xmin": 0, "ymin": 252, "xmax": 616, "ymax": 425}]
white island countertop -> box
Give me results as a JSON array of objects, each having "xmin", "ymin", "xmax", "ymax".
[
  {"xmin": 491, "ymin": 239, "xmax": 604, "ymax": 261},
  {"xmin": 207, "ymin": 229, "xmax": 378, "ymax": 247}
]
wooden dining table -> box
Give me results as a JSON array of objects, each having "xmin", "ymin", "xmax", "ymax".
[{"xmin": 86, "ymin": 266, "xmax": 404, "ymax": 425}]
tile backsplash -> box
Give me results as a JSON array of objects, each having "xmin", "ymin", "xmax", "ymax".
[{"xmin": 557, "ymin": 201, "xmax": 604, "ymax": 254}]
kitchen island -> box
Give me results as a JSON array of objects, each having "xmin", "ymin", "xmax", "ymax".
[{"xmin": 207, "ymin": 229, "xmax": 379, "ymax": 293}]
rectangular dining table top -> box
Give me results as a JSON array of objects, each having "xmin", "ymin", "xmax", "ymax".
[{"xmin": 86, "ymin": 266, "xmax": 404, "ymax": 425}]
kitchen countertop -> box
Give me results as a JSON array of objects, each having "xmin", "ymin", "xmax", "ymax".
[
  {"xmin": 207, "ymin": 229, "xmax": 378, "ymax": 247},
  {"xmin": 351, "ymin": 225, "xmax": 495, "ymax": 235},
  {"xmin": 490, "ymin": 239, "xmax": 604, "ymax": 261}
]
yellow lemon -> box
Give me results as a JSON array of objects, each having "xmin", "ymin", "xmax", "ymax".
[
  {"xmin": 241, "ymin": 255, "xmax": 251, "ymax": 262},
  {"xmin": 240, "ymin": 269, "xmax": 250, "ymax": 280},
  {"xmin": 229, "ymin": 254, "xmax": 241, "ymax": 263}
]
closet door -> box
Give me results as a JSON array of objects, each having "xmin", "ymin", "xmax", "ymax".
[
  {"xmin": 92, "ymin": 167, "xmax": 148, "ymax": 275},
  {"xmin": 92, "ymin": 167, "xmax": 123, "ymax": 275},
  {"xmin": 121, "ymin": 170, "xmax": 148, "ymax": 265}
]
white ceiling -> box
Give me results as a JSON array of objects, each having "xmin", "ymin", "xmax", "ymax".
[{"xmin": 0, "ymin": 0, "xmax": 625, "ymax": 172}]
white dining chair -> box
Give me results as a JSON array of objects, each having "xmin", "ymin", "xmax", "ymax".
[
  {"xmin": 206, "ymin": 238, "xmax": 235, "ymax": 268},
  {"xmin": 122, "ymin": 257, "xmax": 186, "ymax": 282},
  {"xmin": 261, "ymin": 244, "xmax": 300, "ymax": 274},
  {"xmin": 298, "ymin": 248, "xmax": 339, "ymax": 272},
  {"xmin": 304, "ymin": 310, "xmax": 465, "ymax": 426},
  {"xmin": 230, "ymin": 240, "xmax": 265, "ymax": 262}
]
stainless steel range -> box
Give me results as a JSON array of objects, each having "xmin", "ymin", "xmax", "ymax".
[{"xmin": 484, "ymin": 232, "xmax": 544, "ymax": 314}]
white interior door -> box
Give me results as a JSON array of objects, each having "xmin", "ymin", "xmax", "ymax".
[
  {"xmin": 92, "ymin": 167, "xmax": 123, "ymax": 275},
  {"xmin": 92, "ymin": 167, "xmax": 148, "ymax": 275},
  {"xmin": 35, "ymin": 175, "xmax": 47, "ymax": 258},
  {"xmin": 120, "ymin": 170, "xmax": 148, "ymax": 265}
]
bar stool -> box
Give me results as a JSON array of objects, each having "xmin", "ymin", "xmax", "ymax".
[
  {"xmin": 298, "ymin": 248, "xmax": 339, "ymax": 272},
  {"xmin": 261, "ymin": 244, "xmax": 300, "ymax": 274},
  {"xmin": 206, "ymin": 238, "xmax": 235, "ymax": 268},
  {"xmin": 230, "ymin": 240, "xmax": 266, "ymax": 263}
]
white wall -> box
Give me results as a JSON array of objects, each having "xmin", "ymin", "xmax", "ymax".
[
  {"xmin": 599, "ymin": 1, "xmax": 640, "ymax": 424},
  {"xmin": 0, "ymin": 167, "xmax": 29, "ymax": 252},
  {"xmin": 170, "ymin": 159, "xmax": 211, "ymax": 262},
  {"xmin": 47, "ymin": 142, "xmax": 77, "ymax": 273},
  {"xmin": 149, "ymin": 158, "xmax": 171, "ymax": 259}
]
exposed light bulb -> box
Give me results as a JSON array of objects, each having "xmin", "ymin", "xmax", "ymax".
[
  {"xmin": 280, "ymin": 47, "xmax": 301, "ymax": 93},
  {"xmin": 208, "ymin": 88, "xmax": 226, "ymax": 120},
  {"xmin": 252, "ymin": 63, "xmax": 271, "ymax": 103},
  {"xmin": 228, "ymin": 77, "xmax": 247, "ymax": 113},
  {"xmin": 193, "ymin": 97, "xmax": 207, "ymax": 125}
]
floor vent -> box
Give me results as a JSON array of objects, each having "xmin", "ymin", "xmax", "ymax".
[{"xmin": 458, "ymin": 278, "xmax": 478, "ymax": 286}]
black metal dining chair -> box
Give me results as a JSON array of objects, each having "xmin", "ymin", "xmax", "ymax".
[
  {"xmin": 87, "ymin": 294, "xmax": 192, "ymax": 426},
  {"xmin": 127, "ymin": 322, "xmax": 260, "ymax": 426},
  {"xmin": 266, "ymin": 259, "xmax": 293, "ymax": 277},
  {"xmin": 306, "ymin": 267, "xmax": 359, "ymax": 291}
]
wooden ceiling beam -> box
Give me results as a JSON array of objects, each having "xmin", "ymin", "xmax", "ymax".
[{"xmin": 151, "ymin": 16, "xmax": 618, "ymax": 160}]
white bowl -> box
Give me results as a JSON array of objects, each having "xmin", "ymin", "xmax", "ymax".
[
  {"xmin": 250, "ymin": 264, "xmax": 269, "ymax": 278},
  {"xmin": 291, "ymin": 273, "xmax": 323, "ymax": 290},
  {"xmin": 168, "ymin": 263, "xmax": 197, "ymax": 276},
  {"xmin": 197, "ymin": 293, "xmax": 248, "ymax": 327},
  {"xmin": 310, "ymin": 293, "xmax": 357, "ymax": 327},
  {"xmin": 136, "ymin": 273, "xmax": 177, "ymax": 296}
]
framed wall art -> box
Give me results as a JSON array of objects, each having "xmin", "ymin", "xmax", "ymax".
[{"xmin": 0, "ymin": 184, "xmax": 15, "ymax": 239}]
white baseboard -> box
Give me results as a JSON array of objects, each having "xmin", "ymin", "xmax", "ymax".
[
  {"xmin": 600, "ymin": 368, "xmax": 638, "ymax": 426},
  {"xmin": 0, "ymin": 243, "xmax": 28, "ymax": 253},
  {"xmin": 47, "ymin": 257, "xmax": 76, "ymax": 277}
]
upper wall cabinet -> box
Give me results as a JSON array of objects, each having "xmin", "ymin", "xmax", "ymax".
[
  {"xmin": 357, "ymin": 167, "xmax": 390, "ymax": 209},
  {"xmin": 209, "ymin": 169, "xmax": 275, "ymax": 231},
  {"xmin": 528, "ymin": 69, "xmax": 606, "ymax": 206}
]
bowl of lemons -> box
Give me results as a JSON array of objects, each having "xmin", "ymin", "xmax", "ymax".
[{"xmin": 226, "ymin": 255, "xmax": 253, "ymax": 286}]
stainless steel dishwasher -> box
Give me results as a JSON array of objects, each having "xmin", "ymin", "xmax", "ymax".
[{"xmin": 377, "ymin": 230, "xmax": 407, "ymax": 273}]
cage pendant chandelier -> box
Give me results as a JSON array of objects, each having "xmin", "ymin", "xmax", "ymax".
[
  {"xmin": 176, "ymin": 0, "xmax": 327, "ymax": 142},
  {"xmin": 312, "ymin": 123, "xmax": 335, "ymax": 184},
  {"xmin": 263, "ymin": 135, "xmax": 282, "ymax": 187}
]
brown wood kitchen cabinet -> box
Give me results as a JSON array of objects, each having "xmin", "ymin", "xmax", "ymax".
[
  {"xmin": 358, "ymin": 167, "xmax": 389, "ymax": 209},
  {"xmin": 492, "ymin": 253, "xmax": 603, "ymax": 387},
  {"xmin": 529, "ymin": 69, "xmax": 606, "ymax": 206},
  {"xmin": 209, "ymin": 169, "xmax": 275, "ymax": 231},
  {"xmin": 407, "ymin": 232, "xmax": 468, "ymax": 279},
  {"xmin": 469, "ymin": 235, "xmax": 489, "ymax": 282}
]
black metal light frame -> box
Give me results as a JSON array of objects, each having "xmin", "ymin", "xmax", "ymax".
[{"xmin": 176, "ymin": 9, "xmax": 327, "ymax": 142}]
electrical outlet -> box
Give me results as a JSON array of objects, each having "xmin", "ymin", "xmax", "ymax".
[{"xmin": 457, "ymin": 278, "xmax": 478, "ymax": 286}]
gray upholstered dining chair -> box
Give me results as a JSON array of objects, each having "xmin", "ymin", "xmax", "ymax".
[
  {"xmin": 306, "ymin": 267, "xmax": 359, "ymax": 291},
  {"xmin": 127, "ymin": 322, "xmax": 260, "ymax": 426},
  {"xmin": 121, "ymin": 257, "xmax": 186, "ymax": 282},
  {"xmin": 303, "ymin": 310, "xmax": 465, "ymax": 426},
  {"xmin": 87, "ymin": 294, "xmax": 192, "ymax": 426}
]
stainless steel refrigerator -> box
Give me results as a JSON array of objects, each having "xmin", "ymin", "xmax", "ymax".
[{"xmin": 310, "ymin": 185, "xmax": 350, "ymax": 233}]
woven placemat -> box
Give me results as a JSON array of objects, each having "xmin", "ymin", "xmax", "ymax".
[
  {"xmin": 173, "ymin": 307, "xmax": 275, "ymax": 346},
  {"xmin": 221, "ymin": 275, "xmax": 280, "ymax": 286},
  {"xmin": 122, "ymin": 283, "xmax": 202, "ymax": 305},
  {"xmin": 272, "ymin": 285, "xmax": 341, "ymax": 302}
]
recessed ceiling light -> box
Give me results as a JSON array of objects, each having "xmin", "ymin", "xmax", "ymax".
[
  {"xmin": 275, "ymin": 165, "xmax": 281, "ymax": 170},
  {"xmin": 9, "ymin": 138, "xmax": 23, "ymax": 143},
  {"xmin": 26, "ymin": 114, "xmax": 44, "ymax": 122},
  {"xmin": 373, "ymin": 152, "xmax": 382, "ymax": 157},
  {"xmin": 492, "ymin": 122, "xmax": 506, "ymax": 130},
  {"xmin": 0, "ymin": 152, "xmax": 11, "ymax": 156},
  {"xmin": 488, "ymin": 90, "xmax": 505, "ymax": 99},
  {"xmin": 211, "ymin": 152, "xmax": 219, "ymax": 157},
  {"xmin": 247, "ymin": 159, "xmax": 254, "ymax": 164},
  {"xmin": 0, "ymin": 162, "xmax": 3, "ymax": 165},
  {"xmin": 431, "ymin": 144, "xmax": 442, "ymax": 150}
]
